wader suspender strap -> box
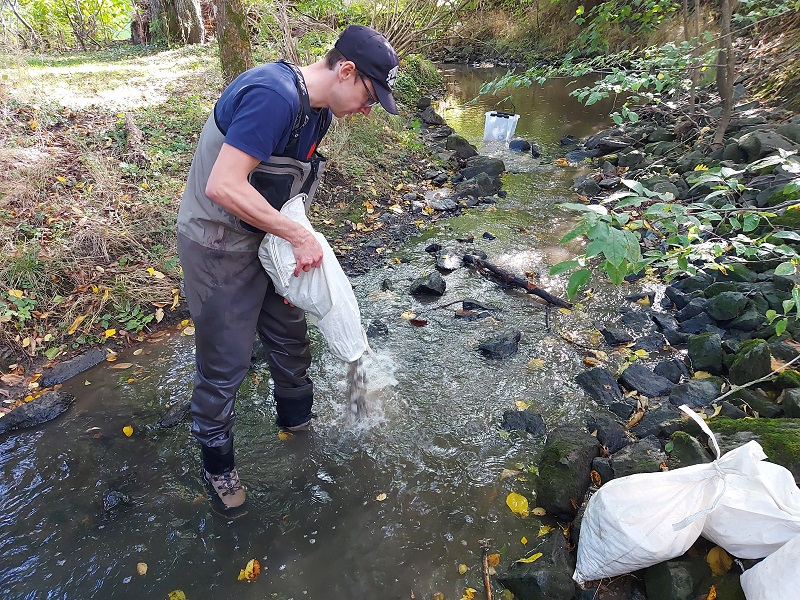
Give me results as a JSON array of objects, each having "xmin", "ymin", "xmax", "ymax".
[
  {"xmin": 278, "ymin": 59, "xmax": 331, "ymax": 157},
  {"xmin": 212, "ymin": 61, "xmax": 331, "ymax": 156}
]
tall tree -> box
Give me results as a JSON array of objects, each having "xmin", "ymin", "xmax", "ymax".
[
  {"xmin": 152, "ymin": 0, "xmax": 204, "ymax": 45},
  {"xmin": 713, "ymin": 0, "xmax": 737, "ymax": 147},
  {"xmin": 215, "ymin": 0, "xmax": 253, "ymax": 85}
]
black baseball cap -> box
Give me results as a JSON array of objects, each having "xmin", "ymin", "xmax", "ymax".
[{"xmin": 335, "ymin": 25, "xmax": 399, "ymax": 114}]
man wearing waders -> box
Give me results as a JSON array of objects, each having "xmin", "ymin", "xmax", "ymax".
[{"xmin": 177, "ymin": 25, "xmax": 399, "ymax": 509}]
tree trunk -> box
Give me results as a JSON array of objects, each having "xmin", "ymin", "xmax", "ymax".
[
  {"xmin": 215, "ymin": 0, "xmax": 253, "ymax": 85},
  {"xmin": 712, "ymin": 0, "xmax": 736, "ymax": 147},
  {"xmin": 155, "ymin": 0, "xmax": 204, "ymax": 45}
]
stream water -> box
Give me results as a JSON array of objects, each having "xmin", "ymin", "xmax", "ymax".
[{"xmin": 0, "ymin": 67, "xmax": 659, "ymax": 599}]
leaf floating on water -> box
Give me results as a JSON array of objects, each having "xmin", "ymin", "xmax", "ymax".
[
  {"xmin": 136, "ymin": 562, "xmax": 147, "ymax": 576},
  {"xmin": 400, "ymin": 311, "xmax": 416, "ymax": 320},
  {"xmin": 707, "ymin": 546, "xmax": 733, "ymax": 576},
  {"xmin": 167, "ymin": 591, "xmax": 186, "ymax": 600},
  {"xmin": 506, "ymin": 492, "xmax": 529, "ymax": 518},
  {"xmin": 583, "ymin": 357, "xmax": 602, "ymax": 367},
  {"xmin": 527, "ymin": 358, "xmax": 546, "ymax": 370},
  {"xmin": 516, "ymin": 552, "xmax": 543, "ymax": 564},
  {"xmin": 520, "ymin": 536, "xmax": 528, "ymax": 545},
  {"xmin": 84, "ymin": 380, "xmax": 91, "ymax": 385},
  {"xmin": 487, "ymin": 553, "xmax": 501, "ymax": 568},
  {"xmin": 461, "ymin": 588, "xmax": 477, "ymax": 599},
  {"xmin": 693, "ymin": 370, "xmax": 711, "ymax": 379},
  {"xmin": 408, "ymin": 318, "xmax": 428, "ymax": 327},
  {"xmin": 531, "ymin": 507, "xmax": 546, "ymax": 516},
  {"xmin": 123, "ymin": 425, "xmax": 134, "ymax": 437},
  {"xmin": 707, "ymin": 584, "xmax": 717, "ymax": 600},
  {"xmin": 458, "ymin": 563, "xmax": 468, "ymax": 575},
  {"xmin": 558, "ymin": 307, "xmax": 571, "ymax": 315},
  {"xmin": 182, "ymin": 326, "xmax": 195, "ymax": 336},
  {"xmin": 133, "ymin": 349, "xmax": 143, "ymax": 356},
  {"xmin": 111, "ymin": 363, "xmax": 134, "ymax": 370},
  {"xmin": 499, "ymin": 468, "xmax": 520, "ymax": 481},
  {"xmin": 278, "ymin": 430, "xmax": 293, "ymax": 441},
  {"xmin": 237, "ymin": 558, "xmax": 261, "ymax": 582},
  {"xmin": 376, "ymin": 492, "xmax": 388, "ymax": 502},
  {"xmin": 537, "ymin": 525, "xmax": 554, "ymax": 537}
]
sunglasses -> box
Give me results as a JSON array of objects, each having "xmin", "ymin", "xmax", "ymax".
[{"xmin": 358, "ymin": 74, "xmax": 379, "ymax": 108}]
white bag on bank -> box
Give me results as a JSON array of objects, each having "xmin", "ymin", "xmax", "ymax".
[
  {"xmin": 739, "ymin": 532, "xmax": 800, "ymax": 599},
  {"xmin": 574, "ymin": 405, "xmax": 800, "ymax": 585},
  {"xmin": 258, "ymin": 194, "xmax": 368, "ymax": 362}
]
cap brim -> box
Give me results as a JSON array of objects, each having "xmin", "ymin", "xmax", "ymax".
[{"xmin": 374, "ymin": 83, "xmax": 398, "ymax": 115}]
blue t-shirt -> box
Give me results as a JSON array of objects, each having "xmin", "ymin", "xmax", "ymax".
[{"xmin": 214, "ymin": 62, "xmax": 330, "ymax": 163}]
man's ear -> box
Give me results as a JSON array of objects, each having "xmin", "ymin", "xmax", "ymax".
[{"xmin": 338, "ymin": 60, "xmax": 357, "ymax": 81}]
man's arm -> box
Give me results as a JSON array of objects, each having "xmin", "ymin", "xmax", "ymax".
[{"xmin": 206, "ymin": 143, "xmax": 323, "ymax": 275}]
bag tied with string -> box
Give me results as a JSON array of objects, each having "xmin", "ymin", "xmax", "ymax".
[{"xmin": 574, "ymin": 405, "xmax": 800, "ymax": 585}]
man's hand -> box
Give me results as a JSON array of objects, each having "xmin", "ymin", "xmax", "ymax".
[{"xmin": 291, "ymin": 228, "xmax": 323, "ymax": 276}]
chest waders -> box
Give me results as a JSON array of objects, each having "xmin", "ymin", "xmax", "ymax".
[{"xmin": 178, "ymin": 61, "xmax": 331, "ymax": 475}]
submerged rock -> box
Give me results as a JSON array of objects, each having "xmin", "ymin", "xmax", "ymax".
[
  {"xmin": 410, "ymin": 271, "xmax": 446, "ymax": 296},
  {"xmin": 0, "ymin": 390, "xmax": 75, "ymax": 435},
  {"xmin": 478, "ymin": 330, "xmax": 521, "ymax": 359}
]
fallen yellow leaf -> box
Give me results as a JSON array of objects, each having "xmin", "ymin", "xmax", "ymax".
[
  {"xmin": 8, "ymin": 289, "xmax": 23, "ymax": 299},
  {"xmin": 136, "ymin": 562, "xmax": 147, "ymax": 576},
  {"xmin": 693, "ymin": 371, "xmax": 711, "ymax": 379},
  {"xmin": 506, "ymin": 492, "xmax": 530, "ymax": 518},
  {"xmin": 516, "ymin": 552, "xmax": 543, "ymax": 564},
  {"xmin": 527, "ymin": 358, "xmax": 546, "ymax": 370},
  {"xmin": 105, "ymin": 329, "xmax": 116, "ymax": 338},
  {"xmin": 278, "ymin": 430, "xmax": 293, "ymax": 440},
  {"xmin": 521, "ymin": 536, "xmax": 528, "ymax": 545},
  {"xmin": 707, "ymin": 546, "xmax": 733, "ymax": 576},
  {"xmin": 538, "ymin": 525, "xmax": 554, "ymax": 537},
  {"xmin": 237, "ymin": 558, "xmax": 260, "ymax": 582},
  {"xmin": 531, "ymin": 507, "xmax": 546, "ymax": 516},
  {"xmin": 133, "ymin": 349, "xmax": 143, "ymax": 356},
  {"xmin": 487, "ymin": 553, "xmax": 500, "ymax": 568},
  {"xmin": 123, "ymin": 425, "xmax": 134, "ymax": 437},
  {"xmin": 376, "ymin": 492, "xmax": 388, "ymax": 502},
  {"xmin": 68, "ymin": 314, "xmax": 87, "ymax": 335},
  {"xmin": 111, "ymin": 362, "xmax": 134, "ymax": 369},
  {"xmin": 182, "ymin": 326, "xmax": 195, "ymax": 336},
  {"xmin": 167, "ymin": 591, "xmax": 186, "ymax": 600},
  {"xmin": 458, "ymin": 563, "xmax": 468, "ymax": 575},
  {"xmin": 461, "ymin": 588, "xmax": 477, "ymax": 600}
]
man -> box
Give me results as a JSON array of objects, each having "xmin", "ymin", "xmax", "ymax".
[{"xmin": 177, "ymin": 25, "xmax": 399, "ymax": 509}]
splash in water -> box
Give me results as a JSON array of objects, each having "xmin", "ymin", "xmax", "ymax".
[{"xmin": 345, "ymin": 355, "xmax": 368, "ymax": 422}]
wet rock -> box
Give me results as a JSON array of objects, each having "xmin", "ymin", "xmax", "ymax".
[
  {"xmin": 432, "ymin": 172, "xmax": 449, "ymax": 185},
  {"xmin": 729, "ymin": 306, "xmax": 765, "ymax": 331},
  {"xmin": 633, "ymin": 333, "xmax": 667, "ymax": 354},
  {"xmin": 645, "ymin": 557, "xmax": 709, "ymax": 600},
  {"xmin": 501, "ymin": 410, "xmax": 547, "ymax": 435},
  {"xmin": 719, "ymin": 400, "xmax": 748, "ymax": 419},
  {"xmin": 678, "ymin": 313, "xmax": 724, "ymax": 336},
  {"xmin": 688, "ymin": 332, "xmax": 723, "ymax": 373},
  {"xmin": 102, "ymin": 489, "xmax": 131, "ymax": 513},
  {"xmin": 509, "ymin": 139, "xmax": 531, "ymax": 152},
  {"xmin": 668, "ymin": 430, "xmax": 713, "ymax": 469},
  {"xmin": 495, "ymin": 528, "xmax": 576, "ymax": 600},
  {"xmin": 410, "ymin": 272, "xmax": 446, "ymax": 296},
  {"xmin": 575, "ymin": 176, "xmax": 602, "ymax": 197},
  {"xmin": 618, "ymin": 363, "xmax": 675, "ymax": 398},
  {"xmin": 676, "ymin": 297, "xmax": 708, "ymax": 322},
  {"xmin": 419, "ymin": 106, "xmax": 446, "ymax": 126},
  {"xmin": 673, "ymin": 272, "xmax": 715, "ymax": 293},
  {"xmin": 158, "ymin": 398, "xmax": 191, "ymax": 427},
  {"xmin": 530, "ymin": 142, "xmax": 541, "ymax": 158},
  {"xmin": 415, "ymin": 97, "xmax": 431, "ymax": 110},
  {"xmin": 706, "ymin": 291, "xmax": 748, "ymax": 321},
  {"xmin": 366, "ymin": 319, "xmax": 389, "ymax": 338},
  {"xmin": 535, "ymin": 427, "xmax": 600, "ymax": 521},
  {"xmin": 618, "ymin": 150, "xmax": 646, "ymax": 167},
  {"xmin": 620, "ymin": 308, "xmax": 656, "ymax": 332},
  {"xmin": 460, "ymin": 155, "xmax": 506, "ymax": 180},
  {"xmin": 729, "ymin": 388, "xmax": 784, "ymax": 418},
  {"xmin": 654, "ymin": 358, "xmax": 690, "ymax": 383},
  {"xmin": 782, "ymin": 389, "xmax": 800, "ymax": 418},
  {"xmin": 728, "ymin": 340, "xmax": 772, "ymax": 386},
  {"xmin": 631, "ymin": 403, "xmax": 682, "ymax": 438},
  {"xmin": 40, "ymin": 347, "xmax": 106, "ymax": 387},
  {"xmin": 462, "ymin": 298, "xmax": 495, "ymax": 311},
  {"xmin": 600, "ymin": 326, "xmax": 634, "ymax": 346},
  {"xmin": 608, "ymin": 398, "xmax": 638, "ymax": 419},
  {"xmin": 482, "ymin": 231, "xmax": 496, "ymax": 240},
  {"xmin": 564, "ymin": 148, "xmax": 602, "ymax": 163},
  {"xmin": 598, "ymin": 175, "xmax": 621, "ymax": 189},
  {"xmin": 609, "ymin": 435, "xmax": 667, "ymax": 477},
  {"xmin": 455, "ymin": 171, "xmax": 500, "ymax": 197},
  {"xmin": 575, "ymin": 368, "xmax": 623, "ymax": 406},
  {"xmin": 454, "ymin": 309, "xmax": 492, "ymax": 321},
  {"xmin": 668, "ymin": 378, "xmax": 722, "ymax": 408},
  {"xmin": 585, "ymin": 129, "xmax": 636, "ymax": 153},
  {"xmin": 478, "ymin": 330, "xmax": 522, "ymax": 359},
  {"xmin": 446, "ymin": 133, "xmax": 478, "ymax": 159},
  {"xmin": 591, "ymin": 457, "xmax": 615, "ymax": 486},
  {"xmin": 586, "ymin": 414, "xmax": 631, "ymax": 453},
  {"xmin": 711, "ymin": 418, "xmax": 800, "ymax": 479},
  {"xmin": 424, "ymin": 242, "xmax": 442, "ymax": 253},
  {"xmin": 0, "ymin": 390, "xmax": 76, "ymax": 435},
  {"xmin": 560, "ymin": 135, "xmax": 579, "ymax": 146}
]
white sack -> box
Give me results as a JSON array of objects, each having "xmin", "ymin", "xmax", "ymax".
[
  {"xmin": 740, "ymin": 532, "xmax": 800, "ymax": 599},
  {"xmin": 574, "ymin": 405, "xmax": 764, "ymax": 585},
  {"xmin": 701, "ymin": 458, "xmax": 800, "ymax": 559},
  {"xmin": 258, "ymin": 195, "xmax": 367, "ymax": 362}
]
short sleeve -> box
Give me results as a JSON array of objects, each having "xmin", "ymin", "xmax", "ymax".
[{"xmin": 223, "ymin": 87, "xmax": 295, "ymax": 164}]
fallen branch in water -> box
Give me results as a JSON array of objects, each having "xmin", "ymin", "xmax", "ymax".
[
  {"xmin": 463, "ymin": 255, "xmax": 573, "ymax": 309},
  {"xmin": 480, "ymin": 539, "xmax": 493, "ymax": 600}
]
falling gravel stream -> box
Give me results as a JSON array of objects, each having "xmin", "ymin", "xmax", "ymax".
[{"xmin": 0, "ymin": 67, "xmax": 658, "ymax": 599}]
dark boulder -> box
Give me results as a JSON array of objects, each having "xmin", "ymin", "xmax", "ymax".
[
  {"xmin": 618, "ymin": 363, "xmax": 675, "ymax": 398},
  {"xmin": 410, "ymin": 272, "xmax": 446, "ymax": 296},
  {"xmin": 576, "ymin": 368, "xmax": 623, "ymax": 406},
  {"xmin": 0, "ymin": 390, "xmax": 76, "ymax": 435},
  {"xmin": 668, "ymin": 378, "xmax": 723, "ymax": 408},
  {"xmin": 501, "ymin": 410, "xmax": 547, "ymax": 435},
  {"xmin": 478, "ymin": 330, "xmax": 522, "ymax": 359}
]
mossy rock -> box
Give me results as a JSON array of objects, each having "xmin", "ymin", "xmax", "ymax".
[
  {"xmin": 709, "ymin": 417, "xmax": 800, "ymax": 478},
  {"xmin": 668, "ymin": 430, "xmax": 713, "ymax": 469},
  {"xmin": 728, "ymin": 340, "xmax": 772, "ymax": 386},
  {"xmin": 775, "ymin": 369, "xmax": 800, "ymax": 388}
]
